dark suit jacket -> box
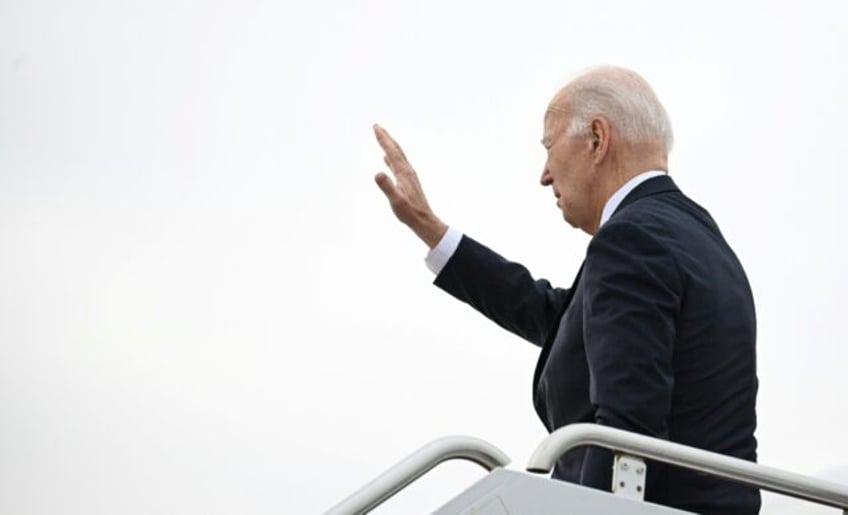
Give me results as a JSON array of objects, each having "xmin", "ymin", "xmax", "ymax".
[{"xmin": 434, "ymin": 175, "xmax": 760, "ymax": 514}]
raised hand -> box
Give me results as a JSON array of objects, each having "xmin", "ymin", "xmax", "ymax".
[{"xmin": 373, "ymin": 124, "xmax": 447, "ymax": 248}]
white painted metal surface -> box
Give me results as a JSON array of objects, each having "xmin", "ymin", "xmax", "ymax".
[
  {"xmin": 432, "ymin": 468, "xmax": 690, "ymax": 515},
  {"xmin": 612, "ymin": 454, "xmax": 647, "ymax": 501}
]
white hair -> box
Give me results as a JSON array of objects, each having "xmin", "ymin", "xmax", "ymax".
[{"xmin": 561, "ymin": 66, "xmax": 674, "ymax": 153}]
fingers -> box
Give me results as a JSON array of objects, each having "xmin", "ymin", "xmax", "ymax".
[
  {"xmin": 373, "ymin": 124, "xmax": 409, "ymax": 171},
  {"xmin": 374, "ymin": 172, "xmax": 397, "ymax": 200},
  {"xmin": 373, "ymin": 124, "xmax": 394, "ymax": 153}
]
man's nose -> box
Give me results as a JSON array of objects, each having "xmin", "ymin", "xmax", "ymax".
[{"xmin": 540, "ymin": 167, "xmax": 552, "ymax": 186}]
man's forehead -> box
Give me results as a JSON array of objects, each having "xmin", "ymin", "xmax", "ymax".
[
  {"xmin": 543, "ymin": 108, "xmax": 568, "ymax": 134},
  {"xmin": 544, "ymin": 89, "xmax": 570, "ymax": 118},
  {"xmin": 547, "ymin": 85, "xmax": 571, "ymax": 111},
  {"xmin": 542, "ymin": 87, "xmax": 571, "ymax": 140}
]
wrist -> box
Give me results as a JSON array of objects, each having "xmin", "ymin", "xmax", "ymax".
[{"xmin": 415, "ymin": 216, "xmax": 448, "ymax": 249}]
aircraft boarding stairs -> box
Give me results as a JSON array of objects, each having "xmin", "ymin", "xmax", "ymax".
[{"xmin": 325, "ymin": 424, "xmax": 848, "ymax": 514}]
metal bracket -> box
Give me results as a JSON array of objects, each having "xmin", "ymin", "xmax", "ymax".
[{"xmin": 612, "ymin": 454, "xmax": 646, "ymax": 501}]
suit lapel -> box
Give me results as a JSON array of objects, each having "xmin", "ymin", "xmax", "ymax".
[{"xmin": 532, "ymin": 260, "xmax": 584, "ymax": 408}]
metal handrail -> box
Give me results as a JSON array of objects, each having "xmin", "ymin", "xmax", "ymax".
[
  {"xmin": 526, "ymin": 423, "xmax": 848, "ymax": 511},
  {"xmin": 324, "ymin": 435, "xmax": 511, "ymax": 515}
]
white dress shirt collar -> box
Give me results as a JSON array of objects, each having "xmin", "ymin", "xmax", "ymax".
[{"xmin": 599, "ymin": 170, "xmax": 667, "ymax": 228}]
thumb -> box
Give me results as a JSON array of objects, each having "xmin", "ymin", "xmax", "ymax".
[{"xmin": 374, "ymin": 172, "xmax": 398, "ymax": 200}]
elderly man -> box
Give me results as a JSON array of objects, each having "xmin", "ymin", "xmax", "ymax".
[{"xmin": 373, "ymin": 66, "xmax": 760, "ymax": 514}]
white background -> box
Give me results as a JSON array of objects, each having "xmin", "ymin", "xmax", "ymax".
[{"xmin": 1, "ymin": 0, "xmax": 847, "ymax": 513}]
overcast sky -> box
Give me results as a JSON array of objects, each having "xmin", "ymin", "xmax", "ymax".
[{"xmin": 1, "ymin": 0, "xmax": 847, "ymax": 513}]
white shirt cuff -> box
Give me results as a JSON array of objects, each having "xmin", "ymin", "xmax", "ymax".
[{"xmin": 425, "ymin": 226, "xmax": 463, "ymax": 275}]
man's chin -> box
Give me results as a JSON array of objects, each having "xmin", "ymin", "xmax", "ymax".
[{"xmin": 560, "ymin": 211, "xmax": 584, "ymax": 232}]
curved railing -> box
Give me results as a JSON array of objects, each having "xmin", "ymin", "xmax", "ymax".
[
  {"xmin": 324, "ymin": 435, "xmax": 511, "ymax": 515},
  {"xmin": 527, "ymin": 423, "xmax": 848, "ymax": 511}
]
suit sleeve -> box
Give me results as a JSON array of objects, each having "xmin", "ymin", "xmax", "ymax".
[
  {"xmin": 579, "ymin": 220, "xmax": 682, "ymax": 490},
  {"xmin": 433, "ymin": 234, "xmax": 571, "ymax": 347}
]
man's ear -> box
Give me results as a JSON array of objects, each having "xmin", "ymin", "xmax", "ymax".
[{"xmin": 591, "ymin": 117, "xmax": 611, "ymax": 164}]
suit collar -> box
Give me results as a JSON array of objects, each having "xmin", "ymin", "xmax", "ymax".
[
  {"xmin": 600, "ymin": 170, "xmax": 666, "ymax": 227},
  {"xmin": 612, "ymin": 174, "xmax": 680, "ymax": 218}
]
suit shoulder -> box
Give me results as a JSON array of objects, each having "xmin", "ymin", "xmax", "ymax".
[
  {"xmin": 589, "ymin": 216, "xmax": 676, "ymax": 262},
  {"xmin": 611, "ymin": 190, "xmax": 720, "ymax": 236}
]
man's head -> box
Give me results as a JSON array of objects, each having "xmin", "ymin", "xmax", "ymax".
[{"xmin": 540, "ymin": 66, "xmax": 673, "ymax": 234}]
